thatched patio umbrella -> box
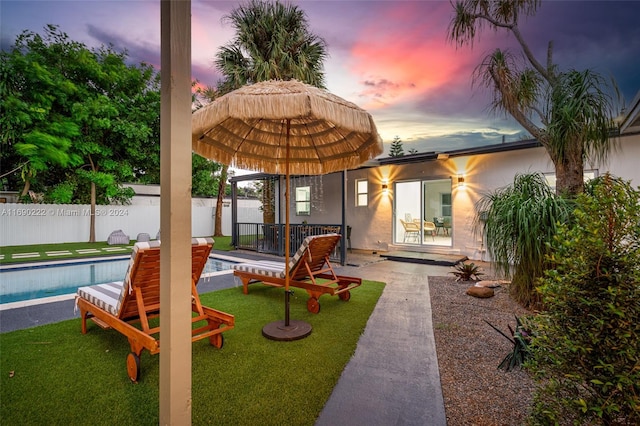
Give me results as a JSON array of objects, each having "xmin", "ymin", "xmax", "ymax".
[{"xmin": 192, "ymin": 79, "xmax": 383, "ymax": 340}]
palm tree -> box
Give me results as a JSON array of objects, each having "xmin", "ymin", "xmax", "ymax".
[
  {"xmin": 545, "ymin": 70, "xmax": 614, "ymax": 195},
  {"xmin": 215, "ymin": 0, "xmax": 327, "ymax": 89},
  {"xmin": 449, "ymin": 0, "xmax": 616, "ymax": 196},
  {"xmin": 211, "ymin": 0, "xmax": 329, "ymax": 225}
]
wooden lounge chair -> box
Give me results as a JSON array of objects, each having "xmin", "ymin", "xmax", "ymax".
[
  {"xmin": 75, "ymin": 237, "xmax": 234, "ymax": 382},
  {"xmin": 232, "ymin": 233, "xmax": 361, "ymax": 313}
]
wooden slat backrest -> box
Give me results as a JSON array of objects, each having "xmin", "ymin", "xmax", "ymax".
[
  {"xmin": 291, "ymin": 234, "xmax": 340, "ymax": 281},
  {"xmin": 191, "ymin": 244, "xmax": 211, "ymax": 285},
  {"xmin": 119, "ymin": 248, "xmax": 161, "ymax": 319},
  {"xmin": 118, "ymin": 242, "xmax": 213, "ymax": 320}
]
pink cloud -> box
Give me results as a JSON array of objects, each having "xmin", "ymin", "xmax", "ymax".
[{"xmin": 347, "ymin": 2, "xmax": 498, "ymax": 109}]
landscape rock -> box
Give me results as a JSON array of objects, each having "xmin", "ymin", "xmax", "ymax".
[
  {"xmin": 475, "ymin": 280, "xmax": 505, "ymax": 288},
  {"xmin": 466, "ymin": 286, "xmax": 494, "ymax": 298}
]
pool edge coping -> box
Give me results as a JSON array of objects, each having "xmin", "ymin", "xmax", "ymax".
[{"xmin": 0, "ymin": 252, "xmax": 253, "ymax": 311}]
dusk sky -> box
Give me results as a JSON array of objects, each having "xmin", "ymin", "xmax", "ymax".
[{"xmin": 2, "ymin": 0, "xmax": 639, "ymax": 160}]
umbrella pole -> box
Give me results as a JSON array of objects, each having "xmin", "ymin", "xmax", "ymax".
[
  {"xmin": 262, "ymin": 119, "xmax": 311, "ymax": 341},
  {"xmin": 284, "ymin": 122, "xmax": 291, "ymax": 326}
]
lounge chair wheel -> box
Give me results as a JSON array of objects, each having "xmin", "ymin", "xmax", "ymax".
[
  {"xmin": 339, "ymin": 290, "xmax": 351, "ymax": 301},
  {"xmin": 307, "ymin": 297, "xmax": 320, "ymax": 314},
  {"xmin": 127, "ymin": 352, "xmax": 141, "ymax": 383},
  {"xmin": 212, "ymin": 333, "xmax": 224, "ymax": 349}
]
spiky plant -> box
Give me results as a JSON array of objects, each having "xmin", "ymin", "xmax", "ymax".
[
  {"xmin": 449, "ymin": 262, "xmax": 484, "ymax": 281},
  {"xmin": 474, "ymin": 172, "xmax": 572, "ymax": 308},
  {"xmin": 485, "ymin": 316, "xmax": 532, "ymax": 371}
]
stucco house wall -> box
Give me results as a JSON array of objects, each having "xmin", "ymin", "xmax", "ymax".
[
  {"xmin": 343, "ymin": 132, "xmax": 638, "ymax": 261},
  {"xmin": 277, "ymin": 173, "xmax": 344, "ymax": 225},
  {"xmin": 593, "ymin": 132, "xmax": 640, "ymax": 181},
  {"xmin": 345, "ymin": 167, "xmax": 393, "ymax": 253}
]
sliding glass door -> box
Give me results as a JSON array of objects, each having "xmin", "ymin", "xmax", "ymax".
[
  {"xmin": 394, "ymin": 181, "xmax": 422, "ymax": 244},
  {"xmin": 394, "ymin": 178, "xmax": 452, "ymax": 247}
]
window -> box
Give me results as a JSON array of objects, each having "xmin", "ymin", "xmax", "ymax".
[
  {"xmin": 441, "ymin": 193, "xmax": 452, "ymax": 217},
  {"xmin": 544, "ymin": 170, "xmax": 598, "ymax": 192},
  {"xmin": 295, "ymin": 186, "xmax": 310, "ymax": 215},
  {"xmin": 356, "ymin": 179, "xmax": 368, "ymax": 206}
]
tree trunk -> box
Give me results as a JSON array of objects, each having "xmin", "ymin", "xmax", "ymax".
[
  {"xmin": 262, "ymin": 179, "xmax": 276, "ymax": 224},
  {"xmin": 19, "ymin": 180, "xmax": 31, "ymax": 202},
  {"xmin": 214, "ymin": 165, "xmax": 228, "ymax": 237},
  {"xmin": 554, "ymin": 140, "xmax": 585, "ymax": 197},
  {"xmin": 89, "ymin": 181, "xmax": 96, "ymax": 242}
]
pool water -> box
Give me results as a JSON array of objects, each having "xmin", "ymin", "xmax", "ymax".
[{"xmin": 0, "ymin": 256, "xmax": 237, "ymax": 304}]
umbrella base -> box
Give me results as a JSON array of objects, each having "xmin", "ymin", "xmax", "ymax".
[{"xmin": 262, "ymin": 320, "xmax": 312, "ymax": 341}]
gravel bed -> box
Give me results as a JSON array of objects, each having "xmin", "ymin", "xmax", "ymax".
[{"xmin": 429, "ymin": 276, "xmax": 536, "ymax": 425}]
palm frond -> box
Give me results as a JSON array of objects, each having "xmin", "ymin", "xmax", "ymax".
[
  {"xmin": 216, "ymin": 0, "xmax": 328, "ymax": 90},
  {"xmin": 474, "ymin": 172, "xmax": 571, "ymax": 307},
  {"xmin": 547, "ymin": 69, "xmax": 616, "ymax": 165}
]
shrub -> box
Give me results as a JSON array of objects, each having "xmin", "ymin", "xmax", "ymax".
[
  {"xmin": 475, "ymin": 172, "xmax": 572, "ymax": 309},
  {"xmin": 449, "ymin": 262, "xmax": 484, "ymax": 281},
  {"xmin": 527, "ymin": 174, "xmax": 640, "ymax": 425},
  {"xmin": 44, "ymin": 181, "xmax": 77, "ymax": 204}
]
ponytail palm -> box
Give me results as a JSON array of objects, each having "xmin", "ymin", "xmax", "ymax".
[
  {"xmin": 476, "ymin": 172, "xmax": 572, "ymax": 308},
  {"xmin": 449, "ymin": 1, "xmax": 617, "ymax": 196},
  {"xmin": 546, "ymin": 70, "xmax": 615, "ymax": 196}
]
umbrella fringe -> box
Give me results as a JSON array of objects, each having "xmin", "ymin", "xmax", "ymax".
[{"xmin": 191, "ymin": 79, "xmax": 383, "ymax": 175}]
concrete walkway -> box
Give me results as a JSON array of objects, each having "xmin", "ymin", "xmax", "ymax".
[{"xmin": 316, "ymin": 259, "xmax": 447, "ymax": 426}]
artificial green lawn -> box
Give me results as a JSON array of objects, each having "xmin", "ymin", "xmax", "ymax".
[
  {"xmin": 1, "ymin": 279, "xmax": 385, "ymax": 425},
  {"xmin": 0, "ymin": 236, "xmax": 235, "ymax": 265}
]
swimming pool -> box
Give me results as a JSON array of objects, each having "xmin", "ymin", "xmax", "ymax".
[{"xmin": 0, "ymin": 254, "xmax": 240, "ymax": 306}]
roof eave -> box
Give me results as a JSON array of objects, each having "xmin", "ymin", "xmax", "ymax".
[
  {"xmin": 620, "ymin": 89, "xmax": 640, "ymax": 134},
  {"xmin": 376, "ymin": 139, "xmax": 543, "ymax": 166}
]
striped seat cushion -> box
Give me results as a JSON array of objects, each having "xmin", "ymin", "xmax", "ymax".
[
  {"xmin": 192, "ymin": 237, "xmax": 214, "ymax": 246},
  {"xmin": 76, "ymin": 281, "xmax": 124, "ymax": 316},
  {"xmin": 232, "ymin": 260, "xmax": 286, "ymax": 279}
]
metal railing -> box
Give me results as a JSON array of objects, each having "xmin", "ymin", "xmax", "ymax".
[{"xmin": 233, "ymin": 223, "xmax": 348, "ymax": 263}]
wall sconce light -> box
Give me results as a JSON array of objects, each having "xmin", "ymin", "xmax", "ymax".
[
  {"xmin": 457, "ymin": 174, "xmax": 465, "ymax": 187},
  {"xmin": 381, "ymin": 179, "xmax": 389, "ymax": 193}
]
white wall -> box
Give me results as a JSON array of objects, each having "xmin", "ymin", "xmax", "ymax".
[
  {"xmin": 345, "ymin": 166, "xmax": 394, "ymax": 252},
  {"xmin": 344, "ymin": 133, "xmax": 639, "ymax": 260},
  {"xmin": 0, "ymin": 198, "xmax": 262, "ymax": 246},
  {"xmin": 236, "ymin": 198, "xmax": 264, "ymax": 227}
]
